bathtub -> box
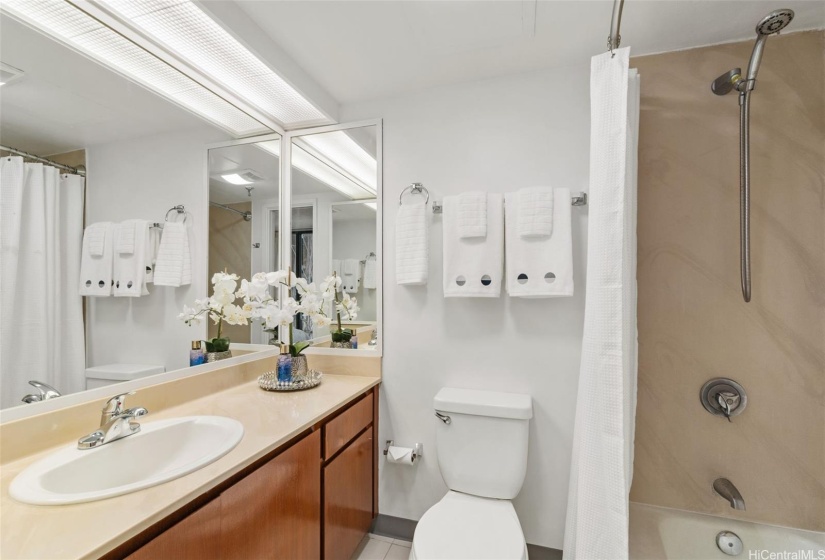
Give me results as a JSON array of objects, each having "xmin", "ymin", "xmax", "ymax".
[{"xmin": 630, "ymin": 502, "xmax": 825, "ymax": 559}]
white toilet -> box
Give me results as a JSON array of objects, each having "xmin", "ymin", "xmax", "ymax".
[
  {"xmin": 85, "ymin": 363, "xmax": 165, "ymax": 390},
  {"xmin": 410, "ymin": 387, "xmax": 533, "ymax": 560}
]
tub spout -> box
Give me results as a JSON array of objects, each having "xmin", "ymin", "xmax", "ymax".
[{"xmin": 713, "ymin": 478, "xmax": 746, "ymax": 510}]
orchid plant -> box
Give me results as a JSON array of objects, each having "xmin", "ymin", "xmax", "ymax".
[
  {"xmin": 178, "ymin": 272, "xmax": 250, "ymax": 353},
  {"xmin": 180, "ymin": 269, "xmax": 360, "ymax": 356}
]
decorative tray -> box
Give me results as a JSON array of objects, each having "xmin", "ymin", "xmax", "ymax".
[{"xmin": 258, "ymin": 369, "xmax": 323, "ymax": 392}]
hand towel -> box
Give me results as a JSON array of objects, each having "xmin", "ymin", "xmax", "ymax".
[
  {"xmin": 505, "ymin": 187, "xmax": 573, "ymax": 297},
  {"xmin": 395, "ymin": 201, "xmax": 428, "ymax": 285},
  {"xmin": 153, "ymin": 222, "xmax": 192, "ymax": 287},
  {"xmin": 116, "ymin": 220, "xmax": 136, "ymax": 254},
  {"xmin": 86, "ymin": 222, "xmax": 108, "ymax": 257},
  {"xmin": 363, "ymin": 255, "xmax": 377, "ymax": 290},
  {"xmin": 79, "ymin": 222, "xmax": 114, "ymax": 296},
  {"xmin": 443, "ymin": 193, "xmax": 503, "ymax": 297},
  {"xmin": 341, "ymin": 258, "xmax": 360, "ymax": 293},
  {"xmin": 144, "ymin": 226, "xmax": 160, "ymax": 284},
  {"xmin": 113, "ymin": 220, "xmax": 148, "ymax": 297},
  {"xmin": 518, "ymin": 186, "xmax": 555, "ymax": 237},
  {"xmin": 457, "ymin": 191, "xmax": 487, "ymax": 238}
]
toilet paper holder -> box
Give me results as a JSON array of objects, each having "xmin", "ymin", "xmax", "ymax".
[{"xmin": 384, "ymin": 440, "xmax": 423, "ymax": 463}]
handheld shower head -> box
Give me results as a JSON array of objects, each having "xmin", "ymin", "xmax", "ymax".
[
  {"xmin": 756, "ymin": 9, "xmax": 794, "ymax": 36},
  {"xmin": 745, "ymin": 9, "xmax": 794, "ymax": 83}
]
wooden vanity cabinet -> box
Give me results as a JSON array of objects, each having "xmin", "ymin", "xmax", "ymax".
[{"xmin": 116, "ymin": 386, "xmax": 378, "ymax": 560}]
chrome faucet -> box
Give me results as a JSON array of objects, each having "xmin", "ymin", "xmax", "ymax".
[
  {"xmin": 78, "ymin": 392, "xmax": 148, "ymax": 450},
  {"xmin": 713, "ymin": 478, "xmax": 746, "ymax": 510},
  {"xmin": 21, "ymin": 380, "xmax": 61, "ymax": 404}
]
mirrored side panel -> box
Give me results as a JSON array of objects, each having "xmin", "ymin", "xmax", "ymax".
[
  {"xmin": 287, "ymin": 124, "xmax": 381, "ymax": 350},
  {"xmin": 208, "ymin": 137, "xmax": 281, "ymax": 345}
]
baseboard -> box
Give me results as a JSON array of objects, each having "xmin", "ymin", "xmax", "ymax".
[
  {"xmin": 370, "ymin": 514, "xmax": 417, "ymax": 541},
  {"xmin": 370, "ymin": 514, "xmax": 563, "ymax": 558}
]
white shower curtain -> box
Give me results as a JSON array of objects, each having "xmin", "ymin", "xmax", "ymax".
[
  {"xmin": 1, "ymin": 156, "xmax": 86, "ymax": 408},
  {"xmin": 564, "ymin": 47, "xmax": 640, "ymax": 560}
]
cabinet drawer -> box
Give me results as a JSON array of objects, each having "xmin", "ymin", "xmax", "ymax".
[{"xmin": 325, "ymin": 392, "xmax": 373, "ymax": 459}]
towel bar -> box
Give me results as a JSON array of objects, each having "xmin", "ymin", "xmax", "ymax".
[{"xmin": 431, "ymin": 191, "xmax": 587, "ymax": 214}]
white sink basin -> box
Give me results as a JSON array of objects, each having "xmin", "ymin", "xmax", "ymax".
[{"xmin": 10, "ymin": 416, "xmax": 243, "ymax": 505}]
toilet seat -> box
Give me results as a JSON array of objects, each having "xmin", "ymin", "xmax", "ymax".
[{"xmin": 411, "ymin": 491, "xmax": 528, "ymax": 560}]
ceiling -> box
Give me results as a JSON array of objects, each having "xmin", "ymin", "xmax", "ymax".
[
  {"xmin": 0, "ymin": 14, "xmax": 217, "ymax": 156},
  {"xmin": 236, "ymin": 0, "xmax": 825, "ymax": 105}
]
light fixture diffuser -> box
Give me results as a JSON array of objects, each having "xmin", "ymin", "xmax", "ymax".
[
  {"xmin": 1, "ymin": 0, "xmax": 269, "ymax": 137},
  {"xmin": 102, "ymin": 0, "xmax": 331, "ymax": 127}
]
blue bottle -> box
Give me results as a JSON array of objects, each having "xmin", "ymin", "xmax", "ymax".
[
  {"xmin": 277, "ymin": 344, "xmax": 293, "ymax": 383},
  {"xmin": 190, "ymin": 341, "xmax": 205, "ymax": 366}
]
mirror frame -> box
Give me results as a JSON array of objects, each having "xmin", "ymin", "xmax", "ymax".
[{"xmin": 283, "ymin": 119, "xmax": 383, "ymax": 357}]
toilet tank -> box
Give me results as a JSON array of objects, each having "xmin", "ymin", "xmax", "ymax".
[{"xmin": 433, "ymin": 388, "xmax": 532, "ymax": 500}]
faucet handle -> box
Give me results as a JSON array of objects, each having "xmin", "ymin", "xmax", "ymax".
[{"xmin": 102, "ymin": 392, "xmax": 135, "ymax": 417}]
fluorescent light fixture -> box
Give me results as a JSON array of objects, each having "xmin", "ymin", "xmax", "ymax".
[
  {"xmin": 298, "ymin": 131, "xmax": 377, "ymax": 192},
  {"xmin": 256, "ymin": 139, "xmax": 374, "ymax": 200},
  {"xmin": 1, "ymin": 0, "xmax": 268, "ymax": 136},
  {"xmin": 102, "ymin": 0, "xmax": 330, "ymax": 128},
  {"xmin": 221, "ymin": 173, "xmax": 253, "ymax": 185}
]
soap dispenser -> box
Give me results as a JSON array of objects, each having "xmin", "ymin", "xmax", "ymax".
[{"xmin": 277, "ymin": 344, "xmax": 293, "ymax": 383}]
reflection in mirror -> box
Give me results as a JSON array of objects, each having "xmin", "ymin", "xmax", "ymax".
[
  {"xmin": 289, "ymin": 125, "xmax": 379, "ymax": 346},
  {"xmin": 0, "ymin": 9, "xmax": 269, "ymax": 410},
  {"xmin": 208, "ymin": 138, "xmax": 280, "ymax": 346}
]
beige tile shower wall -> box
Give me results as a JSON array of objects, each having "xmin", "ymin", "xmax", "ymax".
[
  {"xmin": 629, "ymin": 31, "xmax": 825, "ymax": 531},
  {"xmin": 208, "ymin": 201, "xmax": 252, "ymax": 343}
]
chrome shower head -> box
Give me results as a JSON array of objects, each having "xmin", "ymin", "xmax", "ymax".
[
  {"xmin": 756, "ymin": 9, "xmax": 794, "ymax": 36},
  {"xmin": 745, "ymin": 9, "xmax": 794, "ymax": 83}
]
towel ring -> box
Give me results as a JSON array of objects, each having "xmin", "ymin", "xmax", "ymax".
[
  {"xmin": 165, "ymin": 204, "xmax": 188, "ymax": 224},
  {"xmin": 399, "ymin": 183, "xmax": 429, "ymax": 206}
]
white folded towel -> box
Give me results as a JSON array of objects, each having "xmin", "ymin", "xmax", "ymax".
[
  {"xmin": 113, "ymin": 220, "xmax": 148, "ymax": 297},
  {"xmin": 457, "ymin": 191, "xmax": 487, "ymax": 239},
  {"xmin": 79, "ymin": 222, "xmax": 114, "ymax": 296},
  {"xmin": 443, "ymin": 193, "xmax": 503, "ymax": 298},
  {"xmin": 153, "ymin": 222, "xmax": 192, "ymax": 287},
  {"xmin": 341, "ymin": 258, "xmax": 361, "ymax": 293},
  {"xmin": 506, "ymin": 187, "xmax": 573, "ymax": 297},
  {"xmin": 116, "ymin": 220, "xmax": 136, "ymax": 254},
  {"xmin": 395, "ymin": 201, "xmax": 428, "ymax": 285},
  {"xmin": 363, "ymin": 254, "xmax": 377, "ymax": 290},
  {"xmin": 518, "ymin": 187, "xmax": 555, "ymax": 237},
  {"xmin": 144, "ymin": 226, "xmax": 160, "ymax": 284},
  {"xmin": 86, "ymin": 222, "xmax": 108, "ymax": 257}
]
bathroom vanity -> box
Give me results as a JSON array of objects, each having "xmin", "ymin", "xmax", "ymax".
[{"xmin": 0, "ymin": 354, "xmax": 380, "ymax": 560}]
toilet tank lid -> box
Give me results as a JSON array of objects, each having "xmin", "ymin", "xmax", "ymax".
[
  {"xmin": 85, "ymin": 364, "xmax": 165, "ymax": 380},
  {"xmin": 434, "ymin": 388, "xmax": 532, "ymax": 420}
]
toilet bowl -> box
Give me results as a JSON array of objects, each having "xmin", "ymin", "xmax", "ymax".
[
  {"xmin": 410, "ymin": 491, "xmax": 528, "ymax": 560},
  {"xmin": 411, "ymin": 388, "xmax": 533, "ymax": 560}
]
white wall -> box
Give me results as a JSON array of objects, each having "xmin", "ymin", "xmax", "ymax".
[
  {"xmin": 341, "ymin": 63, "xmax": 591, "ymax": 549},
  {"xmin": 85, "ymin": 125, "xmax": 228, "ymax": 373}
]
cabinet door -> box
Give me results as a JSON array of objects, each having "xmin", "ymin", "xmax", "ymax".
[
  {"xmin": 221, "ymin": 430, "xmax": 321, "ymax": 560},
  {"xmin": 324, "ymin": 426, "xmax": 373, "ymax": 560},
  {"xmin": 126, "ymin": 498, "xmax": 222, "ymax": 560}
]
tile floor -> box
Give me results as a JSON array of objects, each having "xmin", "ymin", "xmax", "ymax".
[{"xmin": 351, "ymin": 533, "xmax": 411, "ymax": 560}]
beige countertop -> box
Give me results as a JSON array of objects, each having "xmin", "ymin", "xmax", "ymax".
[{"xmin": 0, "ymin": 373, "xmax": 380, "ymax": 560}]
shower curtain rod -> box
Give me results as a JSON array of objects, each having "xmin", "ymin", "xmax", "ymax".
[
  {"xmin": 210, "ymin": 201, "xmax": 252, "ymax": 221},
  {"xmin": 608, "ymin": 0, "xmax": 625, "ymax": 54},
  {"xmin": 0, "ymin": 144, "xmax": 86, "ymax": 177}
]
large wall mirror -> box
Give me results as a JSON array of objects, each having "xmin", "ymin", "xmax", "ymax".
[{"xmin": 0, "ymin": 6, "xmax": 273, "ymax": 412}]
